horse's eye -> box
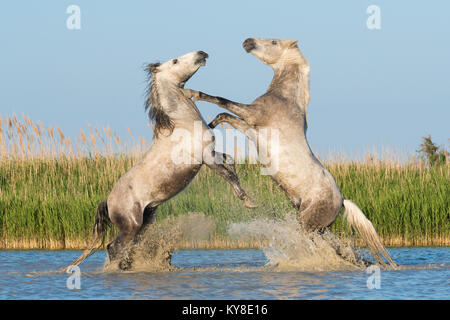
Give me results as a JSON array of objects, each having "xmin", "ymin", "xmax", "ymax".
[
  {"xmin": 172, "ymin": 59, "xmax": 178, "ymax": 64},
  {"xmin": 272, "ymin": 40, "xmax": 277, "ymax": 45}
]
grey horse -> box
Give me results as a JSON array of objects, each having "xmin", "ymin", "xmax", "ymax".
[
  {"xmin": 66, "ymin": 50, "xmax": 256, "ymax": 271},
  {"xmin": 184, "ymin": 38, "xmax": 396, "ymax": 268}
]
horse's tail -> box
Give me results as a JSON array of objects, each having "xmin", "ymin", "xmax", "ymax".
[
  {"xmin": 63, "ymin": 200, "xmax": 110, "ymax": 271},
  {"xmin": 343, "ymin": 199, "xmax": 397, "ymax": 269}
]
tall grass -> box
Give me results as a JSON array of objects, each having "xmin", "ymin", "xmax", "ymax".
[{"xmin": 0, "ymin": 115, "xmax": 448, "ymax": 248}]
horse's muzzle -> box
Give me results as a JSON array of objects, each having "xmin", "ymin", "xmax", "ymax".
[
  {"xmin": 195, "ymin": 51, "xmax": 209, "ymax": 65},
  {"xmin": 197, "ymin": 51, "xmax": 209, "ymax": 59},
  {"xmin": 243, "ymin": 38, "xmax": 256, "ymax": 52}
]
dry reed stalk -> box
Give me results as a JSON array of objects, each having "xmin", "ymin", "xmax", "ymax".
[{"xmin": 1, "ymin": 236, "xmax": 448, "ymax": 250}]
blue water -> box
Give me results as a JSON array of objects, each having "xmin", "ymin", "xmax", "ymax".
[{"xmin": 0, "ymin": 247, "xmax": 448, "ymax": 299}]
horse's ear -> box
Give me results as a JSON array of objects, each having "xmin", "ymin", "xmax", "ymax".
[
  {"xmin": 289, "ymin": 40, "xmax": 299, "ymax": 48},
  {"xmin": 147, "ymin": 62, "xmax": 161, "ymax": 74}
]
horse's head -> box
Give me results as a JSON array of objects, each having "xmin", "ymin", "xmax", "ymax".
[
  {"xmin": 145, "ymin": 51, "xmax": 208, "ymax": 137},
  {"xmin": 147, "ymin": 51, "xmax": 209, "ymax": 87},
  {"xmin": 243, "ymin": 38, "xmax": 308, "ymax": 70}
]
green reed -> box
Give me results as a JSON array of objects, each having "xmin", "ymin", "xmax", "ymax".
[
  {"xmin": 0, "ymin": 115, "xmax": 448, "ymax": 248},
  {"xmin": 0, "ymin": 156, "xmax": 448, "ymax": 248}
]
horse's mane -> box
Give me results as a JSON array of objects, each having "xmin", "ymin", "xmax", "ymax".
[{"xmin": 144, "ymin": 63, "xmax": 174, "ymax": 138}]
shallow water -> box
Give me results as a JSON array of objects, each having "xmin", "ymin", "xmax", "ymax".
[{"xmin": 0, "ymin": 247, "xmax": 448, "ymax": 299}]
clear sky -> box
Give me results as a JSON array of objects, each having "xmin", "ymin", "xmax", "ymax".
[{"xmin": 1, "ymin": 1, "xmax": 449, "ymax": 159}]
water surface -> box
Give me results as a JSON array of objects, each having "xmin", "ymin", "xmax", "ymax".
[{"xmin": 0, "ymin": 247, "xmax": 448, "ymax": 299}]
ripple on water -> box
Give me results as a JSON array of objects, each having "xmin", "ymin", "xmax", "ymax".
[{"xmin": 0, "ymin": 247, "xmax": 448, "ymax": 299}]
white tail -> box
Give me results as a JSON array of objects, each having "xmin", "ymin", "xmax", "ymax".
[{"xmin": 343, "ymin": 199, "xmax": 397, "ymax": 268}]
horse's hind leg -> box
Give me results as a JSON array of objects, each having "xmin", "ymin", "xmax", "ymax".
[
  {"xmin": 110, "ymin": 206, "xmax": 158, "ymax": 270},
  {"xmin": 106, "ymin": 203, "xmax": 144, "ymax": 270},
  {"xmin": 106, "ymin": 231, "xmax": 136, "ymax": 270},
  {"xmin": 135, "ymin": 205, "xmax": 174, "ymax": 265},
  {"xmin": 204, "ymin": 151, "xmax": 258, "ymax": 208},
  {"xmin": 135, "ymin": 205, "xmax": 157, "ymax": 239}
]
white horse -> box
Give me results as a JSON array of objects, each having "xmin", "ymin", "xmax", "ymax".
[
  {"xmin": 184, "ymin": 39, "xmax": 396, "ymax": 268},
  {"xmin": 66, "ymin": 50, "xmax": 256, "ymax": 271}
]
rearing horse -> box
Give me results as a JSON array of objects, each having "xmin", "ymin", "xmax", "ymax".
[
  {"xmin": 66, "ymin": 50, "xmax": 257, "ymax": 271},
  {"xmin": 184, "ymin": 39, "xmax": 396, "ymax": 268}
]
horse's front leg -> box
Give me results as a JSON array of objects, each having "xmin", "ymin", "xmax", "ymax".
[
  {"xmin": 181, "ymin": 89, "xmax": 254, "ymax": 120},
  {"xmin": 204, "ymin": 151, "xmax": 258, "ymax": 209},
  {"xmin": 180, "ymin": 88, "xmax": 200, "ymax": 102},
  {"xmin": 209, "ymin": 113, "xmax": 258, "ymax": 144}
]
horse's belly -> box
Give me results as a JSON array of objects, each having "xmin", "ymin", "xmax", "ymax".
[
  {"xmin": 152, "ymin": 164, "xmax": 202, "ymax": 203},
  {"xmin": 270, "ymin": 152, "xmax": 342, "ymax": 205},
  {"xmin": 108, "ymin": 157, "xmax": 201, "ymax": 211}
]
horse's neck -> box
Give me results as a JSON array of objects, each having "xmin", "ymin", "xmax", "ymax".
[
  {"xmin": 268, "ymin": 63, "xmax": 310, "ymax": 114},
  {"xmin": 152, "ymin": 77, "xmax": 179, "ymax": 111},
  {"xmin": 152, "ymin": 76, "xmax": 203, "ymax": 123}
]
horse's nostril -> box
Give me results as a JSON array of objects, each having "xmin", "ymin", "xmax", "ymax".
[
  {"xmin": 198, "ymin": 51, "xmax": 209, "ymax": 59},
  {"xmin": 243, "ymin": 38, "xmax": 256, "ymax": 52}
]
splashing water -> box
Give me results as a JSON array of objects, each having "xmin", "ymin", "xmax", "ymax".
[
  {"xmin": 228, "ymin": 214, "xmax": 367, "ymax": 272},
  {"xmin": 103, "ymin": 212, "xmax": 216, "ymax": 272},
  {"xmin": 175, "ymin": 212, "xmax": 217, "ymax": 243},
  {"xmin": 102, "ymin": 212, "xmax": 368, "ymax": 273}
]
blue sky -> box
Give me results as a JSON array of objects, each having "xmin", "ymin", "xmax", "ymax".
[{"xmin": 1, "ymin": 1, "xmax": 449, "ymax": 158}]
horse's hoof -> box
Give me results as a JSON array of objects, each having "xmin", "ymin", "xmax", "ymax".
[{"xmin": 244, "ymin": 197, "xmax": 258, "ymax": 209}]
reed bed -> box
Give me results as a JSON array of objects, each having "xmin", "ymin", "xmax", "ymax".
[{"xmin": 0, "ymin": 115, "xmax": 448, "ymax": 249}]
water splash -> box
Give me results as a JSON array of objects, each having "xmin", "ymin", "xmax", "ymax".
[
  {"xmin": 228, "ymin": 213, "xmax": 367, "ymax": 272},
  {"xmin": 103, "ymin": 212, "xmax": 216, "ymax": 273},
  {"xmin": 175, "ymin": 212, "xmax": 217, "ymax": 242},
  {"xmin": 101, "ymin": 212, "xmax": 370, "ymax": 273}
]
